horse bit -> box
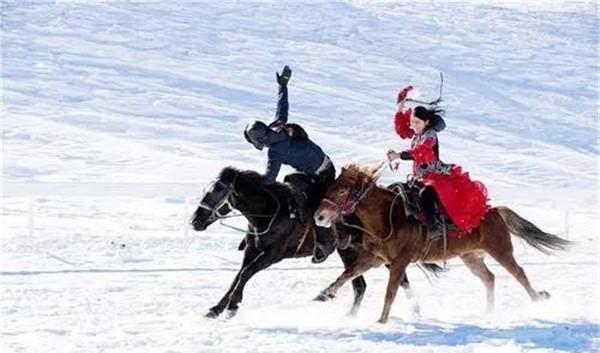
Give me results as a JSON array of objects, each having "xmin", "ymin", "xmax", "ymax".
[{"xmin": 196, "ymin": 174, "xmax": 280, "ymax": 237}]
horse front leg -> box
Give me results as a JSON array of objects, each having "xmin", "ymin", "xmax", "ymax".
[
  {"xmin": 205, "ymin": 244, "xmax": 262, "ymax": 318},
  {"xmin": 315, "ymin": 252, "xmax": 379, "ymax": 301},
  {"xmin": 224, "ymin": 249, "xmax": 279, "ymax": 318},
  {"xmin": 378, "ymin": 256, "xmax": 410, "ymax": 324},
  {"xmin": 333, "ymin": 245, "xmax": 367, "ymax": 316}
]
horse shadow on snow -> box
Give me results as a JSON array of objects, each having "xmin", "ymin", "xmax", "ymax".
[{"xmin": 252, "ymin": 320, "xmax": 597, "ymax": 352}]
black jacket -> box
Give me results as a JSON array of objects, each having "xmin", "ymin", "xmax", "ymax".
[{"xmin": 263, "ymin": 85, "xmax": 329, "ymax": 184}]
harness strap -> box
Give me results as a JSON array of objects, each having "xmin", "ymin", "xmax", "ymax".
[{"xmin": 441, "ymin": 213, "xmax": 448, "ymax": 268}]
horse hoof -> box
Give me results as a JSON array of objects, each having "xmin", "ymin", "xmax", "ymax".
[
  {"xmin": 205, "ymin": 309, "xmax": 220, "ymax": 319},
  {"xmin": 411, "ymin": 304, "xmax": 421, "ymax": 317},
  {"xmin": 313, "ymin": 292, "xmax": 334, "ymax": 302},
  {"xmin": 377, "ymin": 317, "xmax": 388, "ymax": 324},
  {"xmin": 535, "ymin": 290, "xmax": 551, "ymax": 301},
  {"xmin": 225, "ymin": 308, "xmax": 238, "ymax": 319}
]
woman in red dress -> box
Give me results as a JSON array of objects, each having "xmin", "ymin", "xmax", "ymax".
[{"xmin": 387, "ymin": 85, "xmax": 489, "ymax": 239}]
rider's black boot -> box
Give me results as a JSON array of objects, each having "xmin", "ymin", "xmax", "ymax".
[
  {"xmin": 420, "ymin": 186, "xmax": 443, "ymax": 241},
  {"xmin": 425, "ymin": 213, "xmax": 443, "ymax": 241}
]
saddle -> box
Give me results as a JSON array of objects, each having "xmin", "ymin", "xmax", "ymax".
[
  {"xmin": 238, "ymin": 175, "xmax": 311, "ymax": 252},
  {"xmin": 387, "ymin": 182, "xmax": 462, "ymax": 235},
  {"xmin": 283, "ymin": 173, "xmax": 315, "ymax": 223}
]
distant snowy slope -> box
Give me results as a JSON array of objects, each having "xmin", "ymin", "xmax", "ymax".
[{"xmin": 3, "ymin": 1, "xmax": 597, "ymax": 203}]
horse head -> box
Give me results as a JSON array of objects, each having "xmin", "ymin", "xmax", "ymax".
[
  {"xmin": 190, "ymin": 167, "xmax": 239, "ymax": 231},
  {"xmin": 314, "ymin": 161, "xmax": 385, "ymax": 228}
]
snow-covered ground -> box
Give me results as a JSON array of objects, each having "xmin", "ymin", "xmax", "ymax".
[{"xmin": 1, "ymin": 1, "xmax": 598, "ymax": 352}]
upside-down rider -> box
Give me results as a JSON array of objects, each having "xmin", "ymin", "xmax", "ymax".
[
  {"xmin": 244, "ymin": 65, "xmax": 337, "ymax": 263},
  {"xmin": 387, "ymin": 85, "xmax": 489, "ymax": 240}
]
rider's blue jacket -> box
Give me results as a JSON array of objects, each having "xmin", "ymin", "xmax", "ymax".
[{"xmin": 263, "ymin": 85, "xmax": 329, "ymax": 185}]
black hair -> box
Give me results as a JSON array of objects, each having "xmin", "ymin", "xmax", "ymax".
[{"xmin": 413, "ymin": 105, "xmax": 445, "ymax": 124}]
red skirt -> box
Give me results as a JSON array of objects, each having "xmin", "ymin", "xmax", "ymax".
[{"xmin": 423, "ymin": 165, "xmax": 489, "ymax": 233}]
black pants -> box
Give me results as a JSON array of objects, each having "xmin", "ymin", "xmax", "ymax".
[
  {"xmin": 419, "ymin": 185, "xmax": 438, "ymax": 225},
  {"xmin": 310, "ymin": 163, "xmax": 336, "ymax": 211},
  {"xmin": 285, "ymin": 163, "xmax": 336, "ymax": 214},
  {"xmin": 313, "ymin": 163, "xmax": 336, "ymax": 249}
]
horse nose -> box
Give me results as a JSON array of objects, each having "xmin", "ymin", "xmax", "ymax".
[
  {"xmin": 314, "ymin": 213, "xmax": 331, "ymax": 228},
  {"xmin": 191, "ymin": 219, "xmax": 205, "ymax": 231}
]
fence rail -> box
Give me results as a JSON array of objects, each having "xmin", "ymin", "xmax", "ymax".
[
  {"xmin": 3, "ymin": 182, "xmax": 204, "ymax": 198},
  {"xmin": 3, "ymin": 182, "xmax": 597, "ymax": 240}
]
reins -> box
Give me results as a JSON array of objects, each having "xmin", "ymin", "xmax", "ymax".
[
  {"xmin": 340, "ymin": 190, "xmax": 403, "ymax": 243},
  {"xmin": 323, "ymin": 175, "xmax": 403, "ymax": 243},
  {"xmin": 218, "ymin": 187, "xmax": 281, "ymax": 237},
  {"xmin": 199, "ymin": 174, "xmax": 281, "ymax": 237}
]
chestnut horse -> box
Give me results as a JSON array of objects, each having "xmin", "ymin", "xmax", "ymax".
[
  {"xmin": 191, "ymin": 166, "xmax": 442, "ymax": 318},
  {"xmin": 314, "ymin": 163, "xmax": 571, "ymax": 323}
]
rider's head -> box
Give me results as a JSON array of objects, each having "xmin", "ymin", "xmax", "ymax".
[
  {"xmin": 244, "ymin": 121, "xmax": 269, "ymax": 150},
  {"xmin": 411, "ymin": 106, "xmax": 444, "ymax": 134}
]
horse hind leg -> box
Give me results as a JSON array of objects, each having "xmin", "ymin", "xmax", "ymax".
[
  {"xmin": 400, "ymin": 273, "xmax": 421, "ymax": 316},
  {"xmin": 348, "ymin": 276, "xmax": 367, "ymax": 316},
  {"xmin": 492, "ymin": 250, "xmax": 550, "ymax": 301},
  {"xmin": 482, "ymin": 213, "xmax": 550, "ymax": 301},
  {"xmin": 460, "ymin": 252, "xmax": 495, "ymax": 312}
]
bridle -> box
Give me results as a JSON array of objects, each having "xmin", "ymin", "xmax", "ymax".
[
  {"xmin": 197, "ymin": 179, "xmax": 238, "ymax": 224},
  {"xmin": 321, "ymin": 178, "xmax": 376, "ymax": 218},
  {"xmin": 321, "ymin": 176, "xmax": 400, "ymax": 242},
  {"xmin": 196, "ymin": 173, "xmax": 280, "ymax": 236}
]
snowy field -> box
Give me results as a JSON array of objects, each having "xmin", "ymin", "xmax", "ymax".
[{"xmin": 2, "ymin": 1, "xmax": 599, "ymax": 352}]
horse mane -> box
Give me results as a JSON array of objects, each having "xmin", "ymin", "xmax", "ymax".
[
  {"xmin": 341, "ymin": 161, "xmax": 386, "ymax": 183},
  {"xmin": 219, "ymin": 166, "xmax": 291, "ymax": 199}
]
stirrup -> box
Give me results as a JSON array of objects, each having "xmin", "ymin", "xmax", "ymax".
[{"xmin": 427, "ymin": 227, "xmax": 443, "ymax": 241}]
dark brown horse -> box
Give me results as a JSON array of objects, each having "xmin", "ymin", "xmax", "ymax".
[
  {"xmin": 314, "ymin": 162, "xmax": 571, "ymax": 323},
  {"xmin": 191, "ymin": 166, "xmax": 441, "ymax": 318}
]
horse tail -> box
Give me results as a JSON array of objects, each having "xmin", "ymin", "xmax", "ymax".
[
  {"xmin": 496, "ymin": 206, "xmax": 572, "ymax": 254},
  {"xmin": 420, "ymin": 262, "xmax": 447, "ymax": 277}
]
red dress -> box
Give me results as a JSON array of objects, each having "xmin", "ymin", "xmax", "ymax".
[{"xmin": 394, "ymin": 110, "xmax": 489, "ymax": 233}]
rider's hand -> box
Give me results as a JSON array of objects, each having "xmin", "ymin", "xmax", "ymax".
[
  {"xmin": 387, "ymin": 149, "xmax": 400, "ymax": 161},
  {"xmin": 276, "ymin": 65, "xmax": 292, "ymax": 86},
  {"xmin": 396, "ymin": 85, "xmax": 414, "ymax": 104},
  {"xmin": 387, "ymin": 150, "xmax": 401, "ymax": 170}
]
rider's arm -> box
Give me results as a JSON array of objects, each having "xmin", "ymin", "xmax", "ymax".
[
  {"xmin": 399, "ymin": 151, "xmax": 413, "ymax": 160},
  {"xmin": 270, "ymin": 66, "xmax": 291, "ymax": 128},
  {"xmin": 270, "ymin": 84, "xmax": 288, "ymax": 127},
  {"xmin": 394, "ymin": 108, "xmax": 413, "ymax": 139},
  {"xmin": 264, "ymin": 153, "xmax": 282, "ymax": 185}
]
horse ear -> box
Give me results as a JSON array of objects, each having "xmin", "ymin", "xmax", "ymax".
[
  {"xmin": 361, "ymin": 162, "xmax": 385, "ymax": 182},
  {"xmin": 341, "ymin": 163, "xmax": 359, "ymax": 179},
  {"xmin": 372, "ymin": 162, "xmax": 386, "ymax": 181}
]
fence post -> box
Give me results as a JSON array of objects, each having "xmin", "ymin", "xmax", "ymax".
[
  {"xmin": 564, "ymin": 209, "xmax": 569, "ymax": 240},
  {"xmin": 183, "ymin": 197, "xmax": 189, "ymax": 238},
  {"xmin": 28, "ymin": 197, "xmax": 35, "ymax": 238}
]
